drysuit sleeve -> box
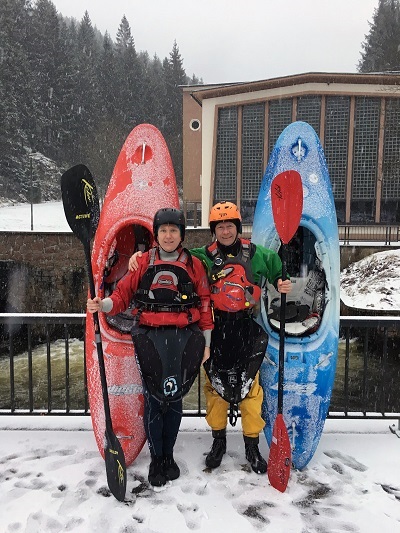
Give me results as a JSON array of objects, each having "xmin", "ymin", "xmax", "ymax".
[
  {"xmin": 190, "ymin": 246, "xmax": 213, "ymax": 274},
  {"xmin": 251, "ymin": 245, "xmax": 284, "ymax": 288}
]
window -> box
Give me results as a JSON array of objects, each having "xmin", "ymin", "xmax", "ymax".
[
  {"xmin": 214, "ymin": 107, "xmax": 238, "ymax": 202},
  {"xmin": 324, "ymin": 96, "xmax": 350, "ymax": 209},
  {"xmin": 241, "ymin": 103, "xmax": 265, "ymax": 222}
]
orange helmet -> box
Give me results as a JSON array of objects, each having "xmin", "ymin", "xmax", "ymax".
[{"xmin": 209, "ymin": 201, "xmax": 242, "ymax": 234}]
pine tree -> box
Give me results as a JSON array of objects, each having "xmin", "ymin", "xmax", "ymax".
[
  {"xmin": 75, "ymin": 11, "xmax": 101, "ymax": 164},
  {"xmin": 163, "ymin": 40, "xmax": 188, "ymax": 187},
  {"xmin": 358, "ymin": 0, "xmax": 400, "ymax": 72},
  {"xmin": 91, "ymin": 32, "xmax": 123, "ymax": 197},
  {"xmin": 29, "ymin": 0, "xmax": 62, "ymax": 158},
  {"xmin": 115, "ymin": 15, "xmax": 143, "ymax": 130},
  {"xmin": 56, "ymin": 18, "xmax": 80, "ymax": 164},
  {"xmin": 0, "ymin": 0, "xmax": 33, "ymax": 201}
]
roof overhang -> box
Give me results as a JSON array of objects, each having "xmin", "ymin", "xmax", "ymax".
[{"xmin": 182, "ymin": 71, "xmax": 400, "ymax": 102}]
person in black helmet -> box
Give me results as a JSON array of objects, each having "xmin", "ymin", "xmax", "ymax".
[{"xmin": 88, "ymin": 208, "xmax": 213, "ymax": 488}]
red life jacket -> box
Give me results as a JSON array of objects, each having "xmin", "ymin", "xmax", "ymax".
[
  {"xmin": 134, "ymin": 247, "xmax": 200, "ymax": 314},
  {"xmin": 206, "ymin": 239, "xmax": 262, "ymax": 313}
]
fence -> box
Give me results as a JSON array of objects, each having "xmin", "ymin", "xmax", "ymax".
[
  {"xmin": 339, "ymin": 225, "xmax": 400, "ymax": 245},
  {"xmin": 182, "ymin": 210, "xmax": 400, "ymax": 245},
  {"xmin": 0, "ymin": 314, "xmax": 399, "ymax": 423}
]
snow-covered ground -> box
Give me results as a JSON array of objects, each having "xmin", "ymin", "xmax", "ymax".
[
  {"xmin": 0, "ymin": 201, "xmax": 71, "ymax": 232},
  {"xmin": 1, "ymin": 416, "xmax": 400, "ymax": 533},
  {"xmin": 341, "ymin": 248, "xmax": 400, "ymax": 311},
  {"xmin": 2, "ymin": 202, "xmax": 400, "ymax": 532}
]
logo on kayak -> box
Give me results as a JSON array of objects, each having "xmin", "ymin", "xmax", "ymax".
[
  {"xmin": 108, "ymin": 384, "xmax": 143, "ymax": 396},
  {"xmin": 291, "ymin": 137, "xmax": 308, "ymax": 161}
]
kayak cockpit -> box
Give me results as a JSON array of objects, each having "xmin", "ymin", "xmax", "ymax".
[
  {"xmin": 265, "ymin": 226, "xmax": 326, "ymax": 337},
  {"xmin": 102, "ymin": 223, "xmax": 153, "ymax": 333}
]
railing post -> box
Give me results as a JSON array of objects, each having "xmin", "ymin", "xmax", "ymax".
[
  {"xmin": 46, "ymin": 324, "xmax": 52, "ymax": 413},
  {"xmin": 64, "ymin": 324, "xmax": 70, "ymax": 414},
  {"xmin": 27, "ymin": 325, "xmax": 33, "ymax": 413}
]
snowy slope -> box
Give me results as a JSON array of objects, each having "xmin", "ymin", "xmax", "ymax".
[{"xmin": 340, "ymin": 248, "xmax": 400, "ymax": 311}]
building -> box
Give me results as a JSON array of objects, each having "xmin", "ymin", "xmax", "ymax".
[{"xmin": 182, "ymin": 72, "xmax": 400, "ymax": 227}]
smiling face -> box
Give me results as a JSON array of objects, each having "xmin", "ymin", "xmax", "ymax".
[
  {"xmin": 156, "ymin": 223, "xmax": 181, "ymax": 252},
  {"xmin": 214, "ymin": 221, "xmax": 238, "ymax": 246}
]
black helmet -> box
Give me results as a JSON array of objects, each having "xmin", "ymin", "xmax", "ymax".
[{"xmin": 153, "ymin": 208, "xmax": 186, "ymax": 241}]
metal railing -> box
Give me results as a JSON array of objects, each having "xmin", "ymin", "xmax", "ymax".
[
  {"xmin": 0, "ymin": 314, "xmax": 399, "ymax": 422},
  {"xmin": 0, "ymin": 313, "xmax": 88, "ymax": 415},
  {"xmin": 339, "ymin": 225, "xmax": 400, "ymax": 245},
  {"xmin": 184, "ymin": 215, "xmax": 400, "ymax": 245}
]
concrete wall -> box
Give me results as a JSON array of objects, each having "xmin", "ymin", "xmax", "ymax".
[{"xmin": 0, "ymin": 230, "xmax": 396, "ymax": 313}]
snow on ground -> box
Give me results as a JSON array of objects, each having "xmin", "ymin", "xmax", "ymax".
[
  {"xmin": 0, "ymin": 201, "xmax": 71, "ymax": 232},
  {"xmin": 1, "ymin": 416, "xmax": 400, "ymax": 533},
  {"xmin": 340, "ymin": 248, "xmax": 400, "ymax": 311}
]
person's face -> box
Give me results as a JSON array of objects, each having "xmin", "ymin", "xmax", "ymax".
[
  {"xmin": 157, "ymin": 223, "xmax": 181, "ymax": 252},
  {"xmin": 215, "ymin": 221, "xmax": 238, "ymax": 246}
]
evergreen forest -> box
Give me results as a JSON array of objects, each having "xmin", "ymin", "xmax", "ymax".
[
  {"xmin": 2, "ymin": 0, "xmax": 400, "ymax": 207},
  {"xmin": 0, "ymin": 0, "xmax": 202, "ymax": 204}
]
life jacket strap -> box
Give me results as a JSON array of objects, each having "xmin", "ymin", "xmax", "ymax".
[{"xmin": 229, "ymin": 403, "xmax": 239, "ymax": 426}]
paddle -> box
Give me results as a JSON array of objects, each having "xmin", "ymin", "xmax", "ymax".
[
  {"xmin": 61, "ymin": 164, "xmax": 127, "ymax": 502},
  {"xmin": 267, "ymin": 169, "xmax": 303, "ymax": 492}
]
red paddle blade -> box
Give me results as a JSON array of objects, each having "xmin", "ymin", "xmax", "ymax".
[
  {"xmin": 267, "ymin": 414, "xmax": 292, "ymax": 492},
  {"xmin": 271, "ymin": 170, "xmax": 303, "ymax": 245}
]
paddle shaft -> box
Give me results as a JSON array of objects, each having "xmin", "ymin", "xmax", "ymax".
[
  {"xmin": 277, "ymin": 245, "xmax": 288, "ymax": 414},
  {"xmin": 83, "ymin": 245, "xmax": 113, "ymax": 427}
]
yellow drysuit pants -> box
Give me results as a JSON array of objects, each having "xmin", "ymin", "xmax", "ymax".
[{"xmin": 204, "ymin": 371, "xmax": 265, "ymax": 438}]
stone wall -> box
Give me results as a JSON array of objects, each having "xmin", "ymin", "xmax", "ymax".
[
  {"xmin": 0, "ymin": 229, "xmax": 211, "ymax": 313},
  {"xmin": 1, "ymin": 230, "xmax": 397, "ymax": 313}
]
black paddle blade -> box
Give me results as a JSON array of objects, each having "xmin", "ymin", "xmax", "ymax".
[
  {"xmin": 61, "ymin": 164, "xmax": 100, "ymax": 244},
  {"xmin": 105, "ymin": 429, "xmax": 127, "ymax": 501}
]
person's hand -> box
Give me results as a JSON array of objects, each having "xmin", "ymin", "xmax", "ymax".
[
  {"xmin": 201, "ymin": 346, "xmax": 210, "ymax": 364},
  {"xmin": 128, "ymin": 251, "xmax": 143, "ymax": 272},
  {"xmin": 277, "ymin": 279, "xmax": 292, "ymax": 294},
  {"xmin": 87, "ymin": 296, "xmax": 103, "ymax": 313}
]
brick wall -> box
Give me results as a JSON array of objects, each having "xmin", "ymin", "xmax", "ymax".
[{"xmin": 0, "ymin": 229, "xmax": 211, "ymax": 313}]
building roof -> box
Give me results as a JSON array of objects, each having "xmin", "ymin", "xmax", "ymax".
[{"xmin": 182, "ymin": 71, "xmax": 400, "ymax": 102}]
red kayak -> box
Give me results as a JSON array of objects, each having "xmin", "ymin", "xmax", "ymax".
[{"xmin": 86, "ymin": 124, "xmax": 180, "ymax": 465}]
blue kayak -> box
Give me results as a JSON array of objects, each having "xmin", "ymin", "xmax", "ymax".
[{"xmin": 252, "ymin": 121, "xmax": 340, "ymax": 470}]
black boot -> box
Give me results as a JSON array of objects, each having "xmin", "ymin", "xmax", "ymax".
[
  {"xmin": 205, "ymin": 429, "xmax": 227, "ymax": 469},
  {"xmin": 164, "ymin": 454, "xmax": 180, "ymax": 481},
  {"xmin": 148, "ymin": 456, "xmax": 167, "ymax": 487},
  {"xmin": 244, "ymin": 435, "xmax": 267, "ymax": 474}
]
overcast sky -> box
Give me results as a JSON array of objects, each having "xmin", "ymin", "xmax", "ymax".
[{"xmin": 50, "ymin": 0, "xmax": 379, "ymax": 84}]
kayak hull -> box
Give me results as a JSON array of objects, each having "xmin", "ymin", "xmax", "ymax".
[
  {"xmin": 86, "ymin": 124, "xmax": 179, "ymax": 465},
  {"xmin": 252, "ymin": 121, "xmax": 340, "ymax": 470}
]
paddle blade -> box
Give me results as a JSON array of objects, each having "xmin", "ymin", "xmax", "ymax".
[
  {"xmin": 267, "ymin": 414, "xmax": 291, "ymax": 493},
  {"xmin": 105, "ymin": 429, "xmax": 127, "ymax": 501},
  {"xmin": 61, "ymin": 164, "xmax": 100, "ymax": 244},
  {"xmin": 271, "ymin": 170, "xmax": 303, "ymax": 245}
]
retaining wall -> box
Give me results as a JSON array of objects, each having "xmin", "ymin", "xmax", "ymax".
[{"xmin": 0, "ymin": 230, "xmax": 396, "ymax": 313}]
